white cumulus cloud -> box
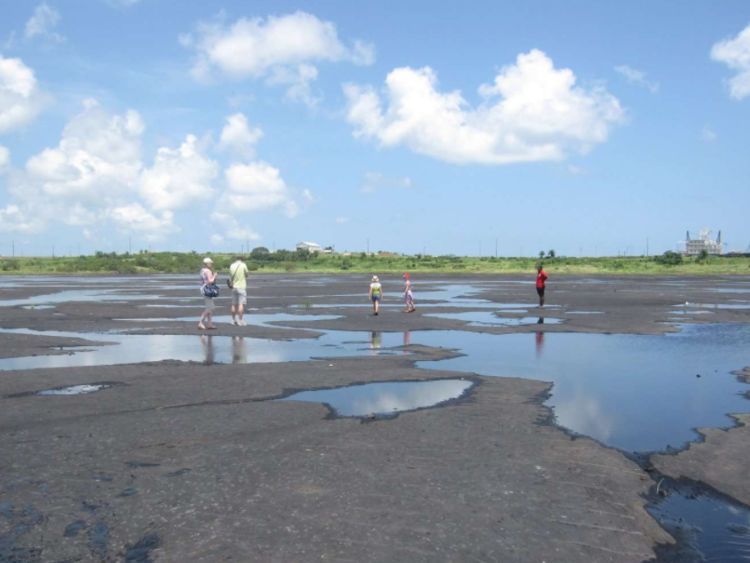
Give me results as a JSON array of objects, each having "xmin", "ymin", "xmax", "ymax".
[
  {"xmin": 24, "ymin": 99, "xmax": 143, "ymax": 200},
  {"xmin": 0, "ymin": 55, "xmax": 47, "ymax": 133},
  {"xmin": 140, "ymin": 134, "xmax": 218, "ymax": 210},
  {"xmin": 0, "ymin": 204, "xmax": 44, "ymax": 233},
  {"xmin": 184, "ymin": 11, "xmax": 374, "ymax": 101},
  {"xmin": 25, "ymin": 3, "xmax": 65, "ymax": 42},
  {"xmin": 711, "ymin": 22, "xmax": 750, "ymax": 100},
  {"xmin": 221, "ymin": 161, "xmax": 299, "ymax": 216},
  {"xmin": 219, "ymin": 113, "xmax": 263, "ymax": 158},
  {"xmin": 109, "ymin": 203, "xmax": 176, "ymax": 239},
  {"xmin": 345, "ymin": 49, "xmax": 624, "ymax": 165}
]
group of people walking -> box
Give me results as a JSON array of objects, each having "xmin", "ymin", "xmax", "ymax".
[{"xmin": 199, "ymin": 257, "xmax": 548, "ymax": 328}]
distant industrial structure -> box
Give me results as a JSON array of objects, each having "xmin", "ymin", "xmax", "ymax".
[
  {"xmin": 296, "ymin": 241, "xmax": 323, "ymax": 253},
  {"xmin": 683, "ymin": 229, "xmax": 723, "ymax": 256}
]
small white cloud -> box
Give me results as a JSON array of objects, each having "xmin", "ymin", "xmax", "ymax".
[
  {"xmin": 109, "ymin": 203, "xmax": 176, "ymax": 240},
  {"xmin": 701, "ymin": 126, "xmax": 718, "ymax": 143},
  {"xmin": 218, "ymin": 113, "xmax": 263, "ymax": 158},
  {"xmin": 360, "ymin": 171, "xmax": 413, "ymax": 193},
  {"xmin": 221, "ymin": 161, "xmax": 299, "ymax": 215},
  {"xmin": 210, "ymin": 211, "xmax": 260, "ymax": 242},
  {"xmin": 614, "ymin": 65, "xmax": 659, "ymax": 93},
  {"xmin": 711, "ymin": 23, "xmax": 750, "ymax": 100},
  {"xmin": 140, "ymin": 134, "xmax": 218, "ymax": 210},
  {"xmin": 184, "ymin": 11, "xmax": 374, "ymax": 102},
  {"xmin": 0, "ymin": 145, "xmax": 9, "ymax": 172},
  {"xmin": 566, "ymin": 164, "xmax": 586, "ymax": 175},
  {"xmin": 0, "ymin": 204, "xmax": 44, "ymax": 233},
  {"xmin": 267, "ymin": 63, "xmax": 320, "ymax": 106},
  {"xmin": 0, "ymin": 55, "xmax": 47, "ymax": 133},
  {"xmin": 104, "ymin": 0, "xmax": 142, "ymax": 7},
  {"xmin": 335, "ymin": 216, "xmax": 349, "ymax": 224},
  {"xmin": 345, "ymin": 50, "xmax": 624, "ymax": 165},
  {"xmin": 25, "ymin": 3, "xmax": 65, "ymax": 42}
]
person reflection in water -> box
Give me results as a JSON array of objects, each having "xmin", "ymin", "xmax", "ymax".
[
  {"xmin": 535, "ymin": 323, "xmax": 545, "ymax": 358},
  {"xmin": 370, "ymin": 331, "xmax": 382, "ymax": 349},
  {"xmin": 402, "ymin": 330, "xmax": 411, "ymax": 354},
  {"xmin": 200, "ymin": 334, "xmax": 215, "ymax": 364},
  {"xmin": 231, "ymin": 336, "xmax": 247, "ymax": 363}
]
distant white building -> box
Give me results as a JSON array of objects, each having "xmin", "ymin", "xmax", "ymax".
[
  {"xmin": 296, "ymin": 241, "xmax": 322, "ymax": 253},
  {"xmin": 684, "ymin": 229, "xmax": 723, "ymax": 255}
]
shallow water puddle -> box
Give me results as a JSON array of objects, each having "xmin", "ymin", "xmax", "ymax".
[
  {"xmin": 415, "ymin": 324, "xmax": 750, "ymax": 453},
  {"xmin": 115, "ymin": 313, "xmax": 341, "ymax": 328},
  {"xmin": 649, "ymin": 484, "xmax": 750, "ymax": 562},
  {"xmin": 0, "ymin": 289, "xmax": 157, "ymax": 307},
  {"xmin": 0, "ymin": 328, "xmax": 408, "ymax": 370},
  {"xmin": 425, "ymin": 311, "xmax": 562, "ymax": 326},
  {"xmin": 37, "ymin": 384, "xmax": 111, "ymax": 396},
  {"xmin": 278, "ymin": 379, "xmax": 473, "ymax": 418}
]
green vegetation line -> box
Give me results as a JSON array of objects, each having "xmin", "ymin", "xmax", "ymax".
[{"xmin": 1, "ymin": 250, "xmax": 749, "ymax": 275}]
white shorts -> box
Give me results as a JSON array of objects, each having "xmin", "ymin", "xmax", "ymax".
[
  {"xmin": 232, "ymin": 288, "xmax": 247, "ymax": 306},
  {"xmin": 203, "ymin": 297, "xmax": 216, "ymax": 310}
]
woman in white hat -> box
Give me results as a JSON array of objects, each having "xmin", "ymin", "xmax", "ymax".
[
  {"xmin": 368, "ymin": 275, "xmax": 383, "ymax": 316},
  {"xmin": 198, "ymin": 257, "xmax": 218, "ymax": 330}
]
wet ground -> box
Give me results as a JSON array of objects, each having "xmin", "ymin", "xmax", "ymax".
[{"xmin": 1, "ymin": 273, "xmax": 749, "ymax": 561}]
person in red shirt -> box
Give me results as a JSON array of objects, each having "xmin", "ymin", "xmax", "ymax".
[{"xmin": 536, "ymin": 265, "xmax": 548, "ymax": 307}]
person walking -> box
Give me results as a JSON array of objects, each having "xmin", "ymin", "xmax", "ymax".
[
  {"xmin": 369, "ymin": 275, "xmax": 383, "ymax": 316},
  {"xmin": 403, "ymin": 272, "xmax": 416, "ymax": 312},
  {"xmin": 228, "ymin": 255, "xmax": 249, "ymax": 326},
  {"xmin": 198, "ymin": 257, "xmax": 218, "ymax": 330},
  {"xmin": 536, "ymin": 264, "xmax": 548, "ymax": 307}
]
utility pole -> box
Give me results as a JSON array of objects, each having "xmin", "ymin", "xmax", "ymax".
[
  {"xmin": 11, "ymin": 240, "xmax": 14, "ymax": 257},
  {"xmin": 646, "ymin": 237, "xmax": 649, "ymax": 257},
  {"xmin": 366, "ymin": 238, "xmax": 370, "ymax": 255},
  {"xmin": 495, "ymin": 238, "xmax": 498, "ymax": 258}
]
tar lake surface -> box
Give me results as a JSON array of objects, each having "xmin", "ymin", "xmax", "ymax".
[{"xmin": 2, "ymin": 276, "xmax": 750, "ymax": 561}]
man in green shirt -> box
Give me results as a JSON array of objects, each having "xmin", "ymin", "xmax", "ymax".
[{"xmin": 229, "ymin": 256, "xmax": 249, "ymax": 326}]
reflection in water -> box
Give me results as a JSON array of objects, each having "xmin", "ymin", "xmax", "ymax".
[
  {"xmin": 403, "ymin": 331, "xmax": 411, "ymax": 348},
  {"xmin": 417, "ymin": 324, "xmax": 750, "ymax": 452},
  {"xmin": 535, "ymin": 330, "xmax": 544, "ymax": 357},
  {"xmin": 279, "ymin": 379, "xmax": 474, "ymax": 418},
  {"xmin": 425, "ymin": 311, "xmax": 562, "ymax": 326},
  {"xmin": 648, "ymin": 484, "xmax": 750, "ymax": 562},
  {"xmin": 37, "ymin": 384, "xmax": 110, "ymax": 396},
  {"xmin": 200, "ymin": 335, "xmax": 214, "ymax": 364},
  {"xmin": 370, "ymin": 331, "xmax": 382, "ymax": 349},
  {"xmin": 232, "ymin": 336, "xmax": 247, "ymax": 363}
]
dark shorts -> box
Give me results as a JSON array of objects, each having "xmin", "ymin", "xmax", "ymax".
[
  {"xmin": 536, "ymin": 286, "xmax": 545, "ymax": 297},
  {"xmin": 371, "ymin": 295, "xmax": 381, "ymax": 302}
]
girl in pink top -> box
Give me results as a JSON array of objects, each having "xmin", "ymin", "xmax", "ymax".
[{"xmin": 403, "ymin": 272, "xmax": 416, "ymax": 312}]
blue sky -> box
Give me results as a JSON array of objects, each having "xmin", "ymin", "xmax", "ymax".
[{"xmin": 1, "ymin": 0, "xmax": 749, "ymax": 257}]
